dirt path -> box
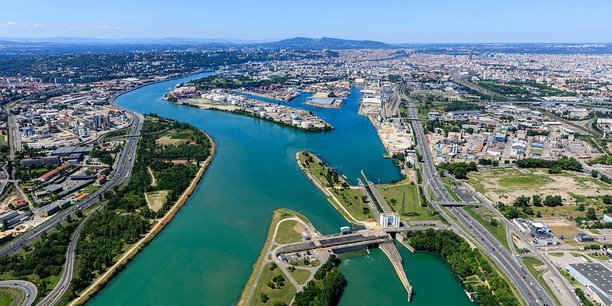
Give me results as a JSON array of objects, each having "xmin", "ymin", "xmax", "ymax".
[{"xmin": 147, "ymin": 167, "xmax": 157, "ymax": 187}]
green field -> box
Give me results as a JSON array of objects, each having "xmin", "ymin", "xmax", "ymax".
[
  {"xmin": 330, "ymin": 188, "xmax": 374, "ymax": 221},
  {"xmin": 252, "ymin": 263, "xmax": 296, "ymax": 306},
  {"xmin": 0, "ymin": 287, "xmax": 22, "ymax": 306},
  {"xmin": 275, "ymin": 220, "xmax": 303, "ymax": 244},
  {"xmin": 291, "ymin": 268, "xmax": 311, "ymax": 285},
  {"xmin": 0, "ymin": 135, "xmax": 6, "ymax": 145},
  {"xmin": 498, "ymin": 173, "xmax": 553, "ymax": 188},
  {"xmin": 377, "ymin": 183, "xmax": 435, "ymax": 221},
  {"xmin": 464, "ymin": 206, "xmax": 510, "ymax": 251}
]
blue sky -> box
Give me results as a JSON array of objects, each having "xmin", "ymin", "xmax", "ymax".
[{"xmin": 1, "ymin": 0, "xmax": 611, "ymax": 43}]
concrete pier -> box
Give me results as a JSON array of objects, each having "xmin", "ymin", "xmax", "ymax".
[{"xmin": 380, "ymin": 241, "xmax": 413, "ymax": 302}]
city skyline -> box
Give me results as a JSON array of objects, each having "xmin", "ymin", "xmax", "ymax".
[{"xmin": 2, "ymin": 0, "xmax": 612, "ymax": 43}]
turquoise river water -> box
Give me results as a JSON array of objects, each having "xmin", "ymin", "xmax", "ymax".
[{"xmin": 89, "ymin": 73, "xmax": 473, "ymax": 306}]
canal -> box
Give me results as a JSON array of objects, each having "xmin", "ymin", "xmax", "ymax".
[{"xmin": 89, "ymin": 73, "xmax": 472, "ymax": 305}]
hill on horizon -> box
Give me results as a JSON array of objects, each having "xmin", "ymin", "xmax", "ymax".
[{"xmin": 261, "ymin": 37, "xmax": 392, "ymax": 49}]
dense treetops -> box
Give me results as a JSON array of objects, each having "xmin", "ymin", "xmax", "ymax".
[
  {"xmin": 516, "ymin": 156, "xmax": 583, "ymax": 172},
  {"xmin": 68, "ymin": 115, "xmax": 212, "ymax": 298},
  {"xmin": 439, "ymin": 161, "xmax": 478, "ymax": 179},
  {"xmin": 294, "ymin": 256, "xmax": 346, "ymax": 306}
]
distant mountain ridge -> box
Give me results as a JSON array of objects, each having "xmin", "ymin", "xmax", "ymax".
[
  {"xmin": 261, "ymin": 37, "xmax": 392, "ymax": 49},
  {"xmin": 0, "ymin": 36, "xmax": 392, "ymax": 49}
]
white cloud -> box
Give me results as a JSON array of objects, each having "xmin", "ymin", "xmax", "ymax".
[
  {"xmin": 96, "ymin": 25, "xmax": 121, "ymax": 30},
  {"xmin": 1, "ymin": 21, "xmax": 44, "ymax": 28}
]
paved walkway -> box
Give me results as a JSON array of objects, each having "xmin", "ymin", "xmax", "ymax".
[{"xmin": 244, "ymin": 216, "xmax": 319, "ymax": 305}]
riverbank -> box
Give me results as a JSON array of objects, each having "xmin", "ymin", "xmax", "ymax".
[
  {"xmin": 68, "ymin": 131, "xmax": 217, "ymax": 306},
  {"xmin": 296, "ymin": 151, "xmax": 374, "ymax": 225},
  {"xmin": 88, "ymin": 71, "xmax": 471, "ymax": 306},
  {"xmin": 237, "ymin": 209, "xmax": 318, "ymax": 306}
]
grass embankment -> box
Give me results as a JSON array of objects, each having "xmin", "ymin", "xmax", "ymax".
[
  {"xmin": 464, "ymin": 206, "xmax": 510, "ymax": 251},
  {"xmin": 237, "ymin": 209, "xmax": 309, "ymax": 306},
  {"xmin": 0, "ymin": 287, "xmax": 23, "ymax": 306},
  {"xmin": 441, "ymin": 177, "xmax": 462, "ymax": 201},
  {"xmin": 522, "ymin": 257, "xmax": 561, "ymax": 306}
]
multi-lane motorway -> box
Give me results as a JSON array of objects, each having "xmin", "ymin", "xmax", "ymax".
[
  {"xmin": 0, "ymin": 93, "xmax": 141, "ymax": 257},
  {"xmin": 0, "ymin": 91, "xmax": 142, "ymax": 306},
  {"xmin": 34, "ymin": 93, "xmax": 143, "ymax": 306},
  {"xmin": 405, "ymin": 97, "xmax": 556, "ymax": 306}
]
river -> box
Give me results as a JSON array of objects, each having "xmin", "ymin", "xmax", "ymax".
[{"xmin": 89, "ymin": 73, "xmax": 472, "ymax": 305}]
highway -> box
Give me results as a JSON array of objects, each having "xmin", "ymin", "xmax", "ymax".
[
  {"xmin": 0, "ymin": 90, "xmax": 142, "ymax": 305},
  {"xmin": 405, "ymin": 96, "xmax": 555, "ymax": 306},
  {"xmin": 0, "ymin": 92, "xmax": 142, "ymax": 257},
  {"xmin": 35, "ymin": 214, "xmax": 90, "ymax": 306},
  {"xmin": 0, "ymin": 280, "xmax": 37, "ymax": 306},
  {"xmin": 33, "ymin": 92, "xmax": 143, "ymax": 306},
  {"xmin": 0, "ymin": 110, "xmax": 141, "ymax": 257}
]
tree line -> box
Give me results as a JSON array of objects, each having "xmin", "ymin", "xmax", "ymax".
[
  {"xmin": 516, "ymin": 156, "xmax": 583, "ymax": 172},
  {"xmin": 407, "ymin": 229, "xmax": 517, "ymax": 306}
]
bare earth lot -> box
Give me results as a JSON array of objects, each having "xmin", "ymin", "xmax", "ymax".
[{"xmin": 468, "ymin": 168, "xmax": 611, "ymax": 205}]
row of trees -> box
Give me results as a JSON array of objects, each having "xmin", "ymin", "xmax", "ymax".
[
  {"xmin": 516, "ymin": 156, "xmax": 583, "ymax": 172},
  {"xmin": 514, "ymin": 194, "xmax": 563, "ymax": 208},
  {"xmin": 443, "ymin": 102, "xmax": 483, "ymax": 112},
  {"xmin": 478, "ymin": 158, "xmax": 499, "ymax": 166},
  {"xmin": 407, "ymin": 229, "xmax": 517, "ymax": 306}
]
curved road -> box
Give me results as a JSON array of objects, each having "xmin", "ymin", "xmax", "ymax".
[{"xmin": 0, "ymin": 280, "xmax": 37, "ymax": 306}]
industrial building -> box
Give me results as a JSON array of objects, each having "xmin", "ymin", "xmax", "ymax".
[{"xmin": 567, "ymin": 263, "xmax": 612, "ymax": 305}]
